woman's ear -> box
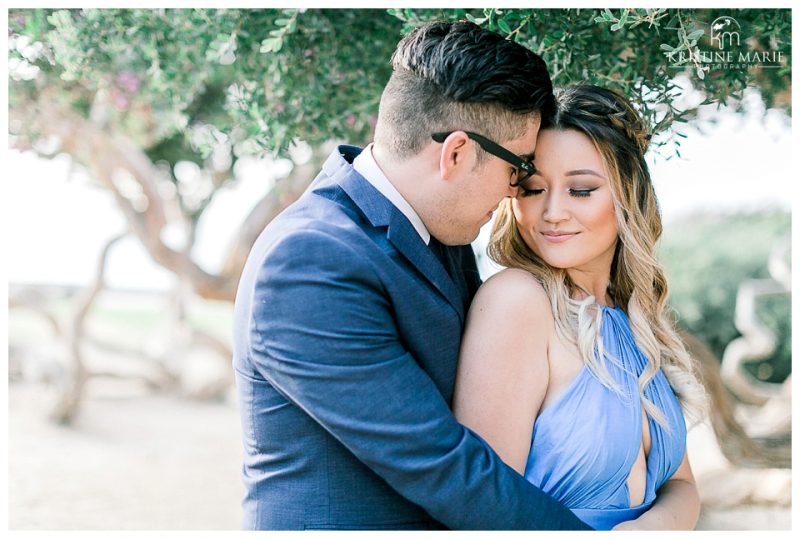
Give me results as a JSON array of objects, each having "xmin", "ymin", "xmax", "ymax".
[{"xmin": 438, "ymin": 131, "xmax": 472, "ymax": 182}]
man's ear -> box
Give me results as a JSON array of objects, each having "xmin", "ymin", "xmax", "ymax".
[{"xmin": 438, "ymin": 131, "xmax": 472, "ymax": 181}]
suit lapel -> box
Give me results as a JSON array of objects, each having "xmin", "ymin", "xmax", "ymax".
[
  {"xmin": 385, "ymin": 211, "xmax": 466, "ymax": 324},
  {"xmin": 325, "ymin": 147, "xmax": 466, "ymax": 323}
]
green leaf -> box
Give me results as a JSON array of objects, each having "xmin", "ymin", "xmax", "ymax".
[
  {"xmin": 497, "ymin": 19, "xmax": 512, "ymax": 34},
  {"xmin": 610, "ymin": 23, "xmax": 621, "ymax": 31},
  {"xmin": 622, "ymin": 65, "xmax": 632, "ymax": 80},
  {"xmin": 660, "ymin": 43, "xmax": 674, "ymax": 52},
  {"xmin": 260, "ymin": 38, "xmax": 279, "ymax": 53},
  {"xmin": 603, "ymin": 8, "xmax": 614, "ymax": 21},
  {"xmin": 465, "ymin": 14, "xmax": 487, "ymax": 25},
  {"xmin": 688, "ymin": 29, "xmax": 705, "ymax": 40}
]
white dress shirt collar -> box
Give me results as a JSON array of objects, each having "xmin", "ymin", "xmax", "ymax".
[{"xmin": 352, "ymin": 143, "xmax": 431, "ymax": 245}]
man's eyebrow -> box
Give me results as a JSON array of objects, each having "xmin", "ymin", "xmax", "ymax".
[{"xmin": 565, "ymin": 168, "xmax": 605, "ymax": 178}]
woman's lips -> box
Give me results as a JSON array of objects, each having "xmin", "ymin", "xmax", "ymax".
[{"xmin": 541, "ymin": 230, "xmax": 579, "ymax": 243}]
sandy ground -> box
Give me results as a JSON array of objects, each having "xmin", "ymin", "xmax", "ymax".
[
  {"xmin": 8, "ymin": 381, "xmax": 243, "ymax": 530},
  {"xmin": 7, "ymin": 379, "xmax": 791, "ymax": 530}
]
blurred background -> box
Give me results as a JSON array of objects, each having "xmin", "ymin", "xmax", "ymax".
[{"xmin": 6, "ymin": 8, "xmax": 791, "ymax": 530}]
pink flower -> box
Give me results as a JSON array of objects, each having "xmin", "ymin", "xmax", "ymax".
[
  {"xmin": 109, "ymin": 86, "xmax": 129, "ymax": 110},
  {"xmin": 115, "ymin": 70, "xmax": 141, "ymax": 94}
]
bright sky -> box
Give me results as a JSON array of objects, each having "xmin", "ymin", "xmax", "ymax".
[{"xmin": 5, "ymin": 88, "xmax": 792, "ymax": 291}]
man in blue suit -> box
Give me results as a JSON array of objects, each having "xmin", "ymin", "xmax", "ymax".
[{"xmin": 232, "ymin": 20, "xmax": 591, "ymax": 530}]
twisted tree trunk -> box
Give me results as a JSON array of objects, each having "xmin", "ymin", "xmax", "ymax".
[
  {"xmin": 52, "ymin": 231, "xmax": 127, "ymax": 423},
  {"xmin": 10, "ymin": 94, "xmax": 331, "ymax": 302},
  {"xmin": 681, "ymin": 328, "xmax": 791, "ymax": 469}
]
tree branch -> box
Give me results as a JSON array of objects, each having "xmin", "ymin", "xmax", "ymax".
[
  {"xmin": 682, "ymin": 328, "xmax": 790, "ymax": 469},
  {"xmin": 51, "ymin": 230, "xmax": 127, "ymax": 424},
  {"xmin": 10, "ymin": 96, "xmax": 237, "ymax": 300}
]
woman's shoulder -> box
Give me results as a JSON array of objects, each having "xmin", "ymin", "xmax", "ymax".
[
  {"xmin": 478, "ymin": 267, "xmax": 550, "ymax": 303},
  {"xmin": 473, "ymin": 268, "xmax": 554, "ymax": 322}
]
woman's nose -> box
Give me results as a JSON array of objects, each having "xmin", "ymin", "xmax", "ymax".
[{"xmin": 543, "ymin": 192, "xmax": 570, "ymax": 223}]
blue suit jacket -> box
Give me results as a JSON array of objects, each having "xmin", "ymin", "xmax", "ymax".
[{"xmin": 232, "ymin": 145, "xmax": 590, "ymax": 530}]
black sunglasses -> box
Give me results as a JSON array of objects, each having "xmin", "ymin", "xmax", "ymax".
[{"xmin": 431, "ymin": 131, "xmax": 536, "ymax": 187}]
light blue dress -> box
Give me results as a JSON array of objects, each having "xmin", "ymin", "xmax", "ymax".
[{"xmin": 523, "ymin": 305, "xmax": 687, "ymax": 530}]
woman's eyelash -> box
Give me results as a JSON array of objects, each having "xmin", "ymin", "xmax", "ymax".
[
  {"xmin": 520, "ymin": 187, "xmax": 599, "ymax": 198},
  {"xmin": 569, "ymin": 187, "xmax": 599, "ymax": 197}
]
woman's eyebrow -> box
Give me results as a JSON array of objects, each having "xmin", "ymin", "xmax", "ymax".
[{"xmin": 565, "ymin": 168, "xmax": 605, "ymax": 178}]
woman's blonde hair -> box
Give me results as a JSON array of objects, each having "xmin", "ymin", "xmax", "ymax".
[{"xmin": 488, "ymin": 85, "xmax": 707, "ymax": 427}]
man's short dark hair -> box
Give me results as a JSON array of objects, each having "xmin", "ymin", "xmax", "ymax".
[{"xmin": 374, "ymin": 20, "xmax": 554, "ymax": 160}]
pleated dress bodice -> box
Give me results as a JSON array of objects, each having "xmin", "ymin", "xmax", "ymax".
[{"xmin": 523, "ymin": 305, "xmax": 687, "ymax": 530}]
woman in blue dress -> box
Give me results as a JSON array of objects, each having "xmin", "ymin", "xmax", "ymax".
[{"xmin": 453, "ymin": 85, "xmax": 708, "ymax": 530}]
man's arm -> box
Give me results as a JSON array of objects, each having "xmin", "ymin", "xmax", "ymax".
[{"xmin": 247, "ymin": 228, "xmax": 590, "ymax": 530}]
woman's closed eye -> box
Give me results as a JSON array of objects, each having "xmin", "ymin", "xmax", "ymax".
[
  {"xmin": 569, "ymin": 187, "xmax": 600, "ymax": 197},
  {"xmin": 519, "ymin": 187, "xmax": 545, "ymax": 197}
]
